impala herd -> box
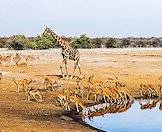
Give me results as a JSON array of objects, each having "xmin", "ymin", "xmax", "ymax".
[
  {"xmin": 1, "ymin": 53, "xmax": 162, "ymax": 113},
  {"xmin": 0, "ymin": 53, "xmax": 38, "ymax": 66}
]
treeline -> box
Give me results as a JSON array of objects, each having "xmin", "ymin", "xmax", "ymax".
[
  {"xmin": 0, "ymin": 34, "xmax": 162, "ymax": 50},
  {"xmin": 91, "ymin": 37, "xmax": 162, "ymax": 48},
  {"xmin": 0, "ymin": 34, "xmax": 57, "ymax": 50}
]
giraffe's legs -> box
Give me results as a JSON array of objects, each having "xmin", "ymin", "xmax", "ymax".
[
  {"xmin": 60, "ymin": 59, "xmax": 67, "ymax": 79},
  {"xmin": 78, "ymin": 62, "xmax": 81, "ymax": 75},
  {"xmin": 64, "ymin": 60, "xmax": 69, "ymax": 79},
  {"xmin": 60, "ymin": 66, "xmax": 65, "ymax": 79},
  {"xmin": 71, "ymin": 60, "xmax": 81, "ymax": 79},
  {"xmin": 61, "ymin": 59, "xmax": 68, "ymax": 79},
  {"xmin": 71, "ymin": 61, "xmax": 77, "ymax": 79}
]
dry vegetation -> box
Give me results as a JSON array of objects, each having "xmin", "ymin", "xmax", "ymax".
[{"xmin": 0, "ymin": 48, "xmax": 162, "ymax": 131}]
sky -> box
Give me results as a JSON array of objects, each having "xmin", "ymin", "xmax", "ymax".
[{"xmin": 0, "ymin": 0, "xmax": 162, "ymax": 37}]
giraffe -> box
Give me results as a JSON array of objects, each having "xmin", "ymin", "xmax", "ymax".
[{"xmin": 42, "ymin": 27, "xmax": 81, "ymax": 79}]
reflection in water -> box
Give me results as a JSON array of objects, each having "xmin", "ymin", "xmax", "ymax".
[
  {"xmin": 139, "ymin": 98, "xmax": 159, "ymax": 110},
  {"xmin": 82, "ymin": 99, "xmax": 162, "ymax": 132},
  {"xmin": 82, "ymin": 100, "xmax": 134, "ymax": 120},
  {"xmin": 159, "ymin": 100, "xmax": 162, "ymax": 110}
]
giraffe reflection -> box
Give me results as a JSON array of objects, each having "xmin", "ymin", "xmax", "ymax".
[{"xmin": 83, "ymin": 100, "xmax": 133, "ymax": 120}]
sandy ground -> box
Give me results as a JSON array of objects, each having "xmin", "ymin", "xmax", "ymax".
[{"xmin": 0, "ymin": 48, "xmax": 162, "ymax": 131}]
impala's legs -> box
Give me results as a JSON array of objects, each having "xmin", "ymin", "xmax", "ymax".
[
  {"xmin": 27, "ymin": 93, "xmax": 30, "ymax": 101},
  {"xmin": 75, "ymin": 103, "xmax": 79, "ymax": 113},
  {"xmin": 34, "ymin": 93, "xmax": 42, "ymax": 102}
]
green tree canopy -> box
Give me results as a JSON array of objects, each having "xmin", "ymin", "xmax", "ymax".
[
  {"xmin": 5, "ymin": 35, "xmax": 29, "ymax": 50},
  {"xmin": 25, "ymin": 33, "xmax": 57, "ymax": 50},
  {"xmin": 71, "ymin": 34, "xmax": 93, "ymax": 48}
]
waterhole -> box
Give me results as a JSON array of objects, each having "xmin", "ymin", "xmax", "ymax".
[{"xmin": 82, "ymin": 99, "xmax": 162, "ymax": 132}]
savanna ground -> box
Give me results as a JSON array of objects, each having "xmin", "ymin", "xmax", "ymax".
[{"xmin": 0, "ymin": 48, "xmax": 162, "ymax": 131}]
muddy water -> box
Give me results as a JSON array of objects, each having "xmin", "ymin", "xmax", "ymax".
[{"xmin": 82, "ymin": 100, "xmax": 162, "ymax": 132}]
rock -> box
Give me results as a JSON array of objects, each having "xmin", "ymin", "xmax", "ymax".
[{"xmin": 60, "ymin": 115, "xmax": 73, "ymax": 121}]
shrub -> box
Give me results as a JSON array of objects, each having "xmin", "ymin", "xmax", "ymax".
[
  {"xmin": 5, "ymin": 35, "xmax": 29, "ymax": 50},
  {"xmin": 71, "ymin": 34, "xmax": 93, "ymax": 48},
  {"xmin": 32, "ymin": 34, "xmax": 56, "ymax": 49},
  {"xmin": 105, "ymin": 38, "xmax": 118, "ymax": 48},
  {"xmin": 136, "ymin": 41, "xmax": 146, "ymax": 47},
  {"xmin": 92, "ymin": 38, "xmax": 102, "ymax": 48},
  {"xmin": 25, "ymin": 33, "xmax": 57, "ymax": 50},
  {"xmin": 25, "ymin": 41, "xmax": 37, "ymax": 50},
  {"xmin": 122, "ymin": 39, "xmax": 130, "ymax": 48},
  {"xmin": 0, "ymin": 38, "xmax": 6, "ymax": 48}
]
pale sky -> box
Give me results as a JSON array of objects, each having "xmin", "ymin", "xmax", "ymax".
[{"xmin": 0, "ymin": 0, "xmax": 162, "ymax": 37}]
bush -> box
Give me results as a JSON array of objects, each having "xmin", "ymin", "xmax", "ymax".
[
  {"xmin": 71, "ymin": 34, "xmax": 93, "ymax": 48},
  {"xmin": 136, "ymin": 41, "xmax": 146, "ymax": 47},
  {"xmin": 5, "ymin": 35, "xmax": 29, "ymax": 50},
  {"xmin": 30, "ymin": 34, "xmax": 57, "ymax": 50},
  {"xmin": 5, "ymin": 33, "xmax": 58, "ymax": 50},
  {"xmin": 0, "ymin": 38, "xmax": 6, "ymax": 48},
  {"xmin": 105, "ymin": 38, "xmax": 118, "ymax": 48},
  {"xmin": 122, "ymin": 39, "xmax": 130, "ymax": 48},
  {"xmin": 61, "ymin": 36, "xmax": 72, "ymax": 43},
  {"xmin": 150, "ymin": 38, "xmax": 160, "ymax": 47},
  {"xmin": 25, "ymin": 41, "xmax": 37, "ymax": 50},
  {"xmin": 92, "ymin": 38, "xmax": 102, "ymax": 48}
]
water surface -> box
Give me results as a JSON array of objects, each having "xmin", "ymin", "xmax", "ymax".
[{"xmin": 83, "ymin": 100, "xmax": 162, "ymax": 132}]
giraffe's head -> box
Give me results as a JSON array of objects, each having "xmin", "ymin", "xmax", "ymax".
[
  {"xmin": 42, "ymin": 27, "xmax": 69, "ymax": 49},
  {"xmin": 42, "ymin": 27, "xmax": 59, "ymax": 39},
  {"xmin": 42, "ymin": 27, "xmax": 51, "ymax": 35}
]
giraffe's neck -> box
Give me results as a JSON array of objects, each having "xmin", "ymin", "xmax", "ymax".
[{"xmin": 48, "ymin": 30, "xmax": 70, "ymax": 50}]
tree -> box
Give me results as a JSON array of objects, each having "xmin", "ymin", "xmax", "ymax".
[
  {"xmin": 150, "ymin": 38, "xmax": 160, "ymax": 47},
  {"xmin": 34, "ymin": 34, "xmax": 57, "ymax": 49},
  {"xmin": 61, "ymin": 36, "xmax": 72, "ymax": 42},
  {"xmin": 25, "ymin": 33, "xmax": 57, "ymax": 50},
  {"xmin": 0, "ymin": 38, "xmax": 6, "ymax": 48},
  {"xmin": 136, "ymin": 41, "xmax": 146, "ymax": 47},
  {"xmin": 5, "ymin": 35, "xmax": 29, "ymax": 50},
  {"xmin": 122, "ymin": 39, "xmax": 130, "ymax": 48},
  {"xmin": 92, "ymin": 38, "xmax": 102, "ymax": 48},
  {"xmin": 71, "ymin": 34, "xmax": 93, "ymax": 48},
  {"xmin": 105, "ymin": 38, "xmax": 118, "ymax": 48}
]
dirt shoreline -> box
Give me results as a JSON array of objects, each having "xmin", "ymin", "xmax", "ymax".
[
  {"xmin": 0, "ymin": 48, "xmax": 162, "ymax": 131},
  {"xmin": 63, "ymin": 110, "xmax": 106, "ymax": 132}
]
